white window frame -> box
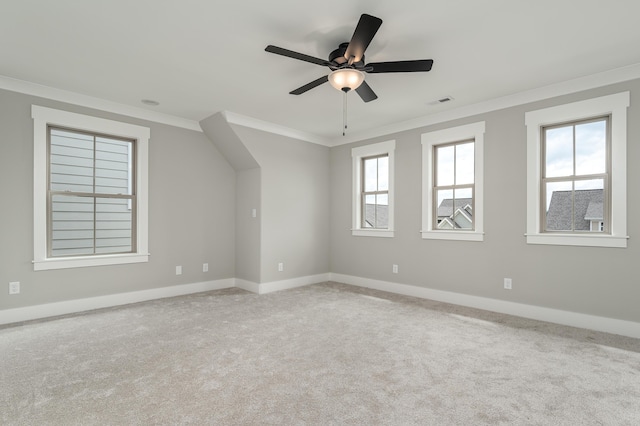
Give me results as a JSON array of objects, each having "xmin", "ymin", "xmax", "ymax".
[
  {"xmin": 421, "ymin": 122, "xmax": 485, "ymax": 241},
  {"xmin": 352, "ymin": 140, "xmax": 395, "ymax": 238},
  {"xmin": 32, "ymin": 105, "xmax": 150, "ymax": 270},
  {"xmin": 525, "ymin": 92, "xmax": 629, "ymax": 248}
]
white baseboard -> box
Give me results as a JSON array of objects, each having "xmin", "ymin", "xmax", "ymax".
[
  {"xmin": 4, "ymin": 272, "xmax": 639, "ymax": 339},
  {"xmin": 235, "ymin": 273, "xmax": 330, "ymax": 295},
  {"xmin": 0, "ymin": 279, "xmax": 235, "ymax": 325},
  {"xmin": 258, "ymin": 273, "xmax": 331, "ymax": 294},
  {"xmin": 235, "ymin": 278, "xmax": 260, "ymax": 294},
  {"xmin": 330, "ymin": 273, "xmax": 640, "ymax": 339}
]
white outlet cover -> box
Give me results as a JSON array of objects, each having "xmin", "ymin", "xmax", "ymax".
[{"xmin": 176, "ymin": 266, "xmax": 182, "ymax": 275}]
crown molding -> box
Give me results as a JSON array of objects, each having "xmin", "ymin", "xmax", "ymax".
[
  {"xmin": 5, "ymin": 62, "xmax": 640, "ymax": 146},
  {"xmin": 0, "ymin": 74, "xmax": 202, "ymax": 132},
  {"xmin": 222, "ymin": 111, "xmax": 331, "ymax": 146},
  {"xmin": 326, "ymin": 62, "xmax": 640, "ymax": 146}
]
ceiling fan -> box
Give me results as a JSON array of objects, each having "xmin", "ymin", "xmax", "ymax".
[{"xmin": 265, "ymin": 13, "xmax": 434, "ymax": 103}]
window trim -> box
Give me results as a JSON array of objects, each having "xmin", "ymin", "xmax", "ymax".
[
  {"xmin": 32, "ymin": 105, "xmax": 150, "ymax": 270},
  {"xmin": 352, "ymin": 140, "xmax": 395, "ymax": 238},
  {"xmin": 421, "ymin": 121, "xmax": 485, "ymax": 241},
  {"xmin": 525, "ymin": 92, "xmax": 629, "ymax": 248}
]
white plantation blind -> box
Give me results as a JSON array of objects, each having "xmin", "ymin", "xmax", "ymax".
[{"xmin": 48, "ymin": 127, "xmax": 135, "ymax": 257}]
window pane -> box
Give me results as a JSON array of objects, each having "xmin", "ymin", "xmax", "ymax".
[
  {"xmin": 376, "ymin": 194, "xmax": 388, "ymax": 229},
  {"xmin": 377, "ymin": 156, "xmax": 389, "ymax": 191},
  {"xmin": 455, "ymin": 142, "xmax": 474, "ymax": 185},
  {"xmin": 96, "ymin": 198, "xmax": 133, "ymax": 253},
  {"xmin": 50, "ymin": 129, "xmax": 94, "ymax": 193},
  {"xmin": 50, "ymin": 194, "xmax": 95, "ymax": 257},
  {"xmin": 453, "ymin": 188, "xmax": 473, "ymax": 230},
  {"xmin": 95, "ymin": 139, "xmax": 133, "ymax": 195},
  {"xmin": 436, "ymin": 145, "xmax": 454, "ymax": 186},
  {"xmin": 435, "ymin": 189, "xmax": 453, "ymax": 229},
  {"xmin": 575, "ymin": 120, "xmax": 606, "ymax": 176},
  {"xmin": 363, "ymin": 194, "xmax": 376, "ymax": 228},
  {"xmin": 545, "ymin": 126, "xmax": 573, "ymax": 178},
  {"xmin": 363, "ymin": 157, "xmax": 378, "ymax": 192},
  {"xmin": 574, "ymin": 179, "xmax": 604, "ymax": 232},
  {"xmin": 545, "ymin": 181, "xmax": 573, "ymax": 231}
]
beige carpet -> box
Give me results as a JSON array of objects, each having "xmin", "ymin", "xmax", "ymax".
[{"xmin": 2, "ymin": 282, "xmax": 640, "ymax": 425}]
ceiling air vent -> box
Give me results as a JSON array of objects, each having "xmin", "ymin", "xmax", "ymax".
[{"xmin": 427, "ymin": 96, "xmax": 454, "ymax": 106}]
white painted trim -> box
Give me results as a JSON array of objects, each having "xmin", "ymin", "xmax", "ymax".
[
  {"xmin": 0, "ymin": 274, "xmax": 330, "ymax": 325},
  {"xmin": 330, "ymin": 273, "xmax": 640, "ymax": 339},
  {"xmin": 352, "ymin": 229, "xmax": 394, "ymax": 238},
  {"xmin": 1, "ymin": 74, "xmax": 201, "ymax": 132},
  {"xmin": 351, "ymin": 140, "xmax": 396, "ymax": 237},
  {"xmin": 235, "ymin": 279, "xmax": 260, "ymax": 294},
  {"xmin": 421, "ymin": 231, "xmax": 484, "ymax": 241},
  {"xmin": 0, "ymin": 279, "xmax": 235, "ymax": 325},
  {"xmin": 4, "ymin": 272, "xmax": 639, "ymax": 339},
  {"xmin": 33, "ymin": 253, "xmax": 150, "ymax": 271},
  {"xmin": 327, "ymin": 62, "xmax": 640, "ymax": 146},
  {"xmin": 524, "ymin": 92, "xmax": 630, "ymax": 247},
  {"xmin": 32, "ymin": 105, "xmax": 151, "ymax": 270},
  {"xmin": 257, "ymin": 273, "xmax": 331, "ymax": 294},
  {"xmin": 222, "ymin": 111, "xmax": 330, "ymax": 146},
  {"xmin": 421, "ymin": 121, "xmax": 485, "ymax": 241}
]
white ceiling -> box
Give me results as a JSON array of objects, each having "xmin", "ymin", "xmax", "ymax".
[{"xmin": 2, "ymin": 1, "xmax": 640, "ymax": 145}]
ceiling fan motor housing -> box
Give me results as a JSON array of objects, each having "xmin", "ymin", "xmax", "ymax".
[{"xmin": 329, "ymin": 43, "xmax": 365, "ymax": 68}]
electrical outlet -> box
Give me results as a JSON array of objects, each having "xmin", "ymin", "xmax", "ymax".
[
  {"xmin": 392, "ymin": 264, "xmax": 399, "ymax": 274},
  {"xmin": 278, "ymin": 262, "xmax": 284, "ymax": 272},
  {"xmin": 9, "ymin": 282, "xmax": 20, "ymax": 295},
  {"xmin": 252, "ymin": 208, "xmax": 257, "ymax": 218},
  {"xmin": 504, "ymin": 278, "xmax": 512, "ymax": 290},
  {"xmin": 203, "ymin": 263, "xmax": 209, "ymax": 272},
  {"xmin": 176, "ymin": 265, "xmax": 182, "ymax": 275}
]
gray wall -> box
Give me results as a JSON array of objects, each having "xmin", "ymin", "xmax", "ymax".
[
  {"xmin": 3, "ymin": 76, "xmax": 638, "ymax": 325},
  {"xmin": 235, "ymin": 167, "xmax": 261, "ymax": 283},
  {"xmin": 231, "ymin": 125, "xmax": 331, "ymax": 283},
  {"xmin": 330, "ymin": 79, "xmax": 640, "ymax": 323},
  {"xmin": 0, "ymin": 89, "xmax": 236, "ymax": 310}
]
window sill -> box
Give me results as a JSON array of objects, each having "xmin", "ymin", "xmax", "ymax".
[
  {"xmin": 421, "ymin": 230, "xmax": 484, "ymax": 242},
  {"xmin": 525, "ymin": 233, "xmax": 628, "ymax": 248},
  {"xmin": 33, "ymin": 253, "xmax": 150, "ymax": 271},
  {"xmin": 352, "ymin": 229, "xmax": 394, "ymax": 238}
]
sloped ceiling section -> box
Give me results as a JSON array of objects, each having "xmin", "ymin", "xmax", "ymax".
[{"xmin": 200, "ymin": 112, "xmax": 260, "ymax": 171}]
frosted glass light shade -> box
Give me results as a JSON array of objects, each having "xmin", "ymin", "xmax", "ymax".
[{"xmin": 328, "ymin": 69, "xmax": 364, "ymax": 91}]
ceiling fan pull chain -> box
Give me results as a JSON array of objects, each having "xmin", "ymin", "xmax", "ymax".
[{"xmin": 343, "ymin": 91, "xmax": 348, "ymax": 136}]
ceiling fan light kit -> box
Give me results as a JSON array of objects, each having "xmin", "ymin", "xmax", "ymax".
[
  {"xmin": 328, "ymin": 69, "xmax": 364, "ymax": 92},
  {"xmin": 266, "ymin": 13, "xmax": 433, "ymax": 134}
]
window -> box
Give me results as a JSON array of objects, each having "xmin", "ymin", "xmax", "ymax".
[
  {"xmin": 352, "ymin": 140, "xmax": 395, "ymax": 237},
  {"xmin": 542, "ymin": 117, "xmax": 609, "ymax": 233},
  {"xmin": 421, "ymin": 122, "xmax": 485, "ymax": 241},
  {"xmin": 33, "ymin": 106, "xmax": 150, "ymax": 270},
  {"xmin": 361, "ymin": 154, "xmax": 389, "ymax": 229},
  {"xmin": 48, "ymin": 127, "xmax": 136, "ymax": 257},
  {"xmin": 525, "ymin": 92, "xmax": 629, "ymax": 248}
]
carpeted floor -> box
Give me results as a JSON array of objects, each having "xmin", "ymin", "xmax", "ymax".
[{"xmin": 2, "ymin": 282, "xmax": 640, "ymax": 425}]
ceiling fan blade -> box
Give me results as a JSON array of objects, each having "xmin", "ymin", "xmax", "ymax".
[
  {"xmin": 289, "ymin": 75, "xmax": 329, "ymax": 95},
  {"xmin": 366, "ymin": 59, "xmax": 434, "ymax": 73},
  {"xmin": 344, "ymin": 14, "xmax": 383, "ymax": 64},
  {"xmin": 355, "ymin": 80, "xmax": 378, "ymax": 102},
  {"xmin": 265, "ymin": 45, "xmax": 330, "ymax": 67}
]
